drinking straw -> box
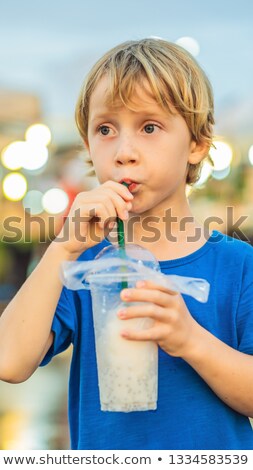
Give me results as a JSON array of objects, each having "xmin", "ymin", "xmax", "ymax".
[{"xmin": 117, "ymin": 182, "xmax": 129, "ymax": 289}]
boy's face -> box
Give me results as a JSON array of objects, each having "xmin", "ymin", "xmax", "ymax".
[{"xmin": 86, "ymin": 75, "xmax": 204, "ymax": 216}]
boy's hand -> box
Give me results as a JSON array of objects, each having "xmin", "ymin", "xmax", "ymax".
[
  {"xmin": 54, "ymin": 181, "xmax": 133, "ymax": 257},
  {"xmin": 118, "ymin": 280, "xmax": 197, "ymax": 358}
]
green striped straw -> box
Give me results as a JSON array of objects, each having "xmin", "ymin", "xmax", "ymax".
[{"xmin": 117, "ymin": 182, "xmax": 129, "ymax": 289}]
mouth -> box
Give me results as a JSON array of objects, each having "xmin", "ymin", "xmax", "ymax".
[{"xmin": 119, "ymin": 179, "xmax": 140, "ymax": 193}]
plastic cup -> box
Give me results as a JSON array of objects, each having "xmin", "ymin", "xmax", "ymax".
[
  {"xmin": 61, "ymin": 243, "xmax": 210, "ymax": 411},
  {"xmin": 88, "ymin": 244, "xmax": 160, "ymax": 412}
]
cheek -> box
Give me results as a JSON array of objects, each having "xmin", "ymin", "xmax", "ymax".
[
  {"xmin": 165, "ymin": 140, "xmax": 191, "ymax": 172},
  {"xmin": 150, "ymin": 147, "xmax": 189, "ymax": 186},
  {"xmin": 89, "ymin": 157, "xmax": 111, "ymax": 183},
  {"xmin": 88, "ymin": 138, "xmax": 115, "ymax": 180}
]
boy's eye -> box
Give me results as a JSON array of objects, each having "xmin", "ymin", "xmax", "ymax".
[
  {"xmin": 98, "ymin": 125, "xmax": 110, "ymax": 135},
  {"xmin": 144, "ymin": 124, "xmax": 155, "ymax": 134}
]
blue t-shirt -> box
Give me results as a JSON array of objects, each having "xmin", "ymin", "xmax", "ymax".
[{"xmin": 42, "ymin": 231, "xmax": 253, "ymax": 449}]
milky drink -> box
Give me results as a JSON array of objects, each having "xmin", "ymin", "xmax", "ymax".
[
  {"xmin": 90, "ymin": 277, "xmax": 158, "ymax": 412},
  {"xmin": 61, "ymin": 244, "xmax": 209, "ymax": 412}
]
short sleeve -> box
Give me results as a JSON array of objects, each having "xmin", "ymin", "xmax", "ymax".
[
  {"xmin": 40, "ymin": 287, "xmax": 76, "ymax": 366},
  {"xmin": 236, "ymin": 242, "xmax": 253, "ymax": 356}
]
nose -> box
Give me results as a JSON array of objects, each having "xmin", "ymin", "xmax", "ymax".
[{"xmin": 114, "ymin": 135, "xmax": 139, "ymax": 166}]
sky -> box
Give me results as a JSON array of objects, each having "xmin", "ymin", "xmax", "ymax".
[{"xmin": 0, "ymin": 0, "xmax": 253, "ymax": 140}]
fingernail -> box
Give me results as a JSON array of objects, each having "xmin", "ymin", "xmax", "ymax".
[
  {"xmin": 126, "ymin": 202, "xmax": 132, "ymax": 210},
  {"xmin": 123, "ymin": 210, "xmax": 129, "ymax": 219},
  {"xmin": 122, "ymin": 289, "xmax": 130, "ymax": 299},
  {"xmin": 121, "ymin": 330, "xmax": 129, "ymax": 338},
  {"xmin": 118, "ymin": 309, "xmax": 127, "ymax": 318}
]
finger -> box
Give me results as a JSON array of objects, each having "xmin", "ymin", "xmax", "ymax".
[
  {"xmin": 101, "ymin": 188, "xmax": 132, "ymax": 220},
  {"xmin": 120, "ymin": 287, "xmax": 173, "ymax": 308},
  {"xmin": 136, "ymin": 279, "xmax": 178, "ymax": 296},
  {"xmin": 93, "ymin": 205, "xmax": 111, "ymax": 230},
  {"xmin": 79, "ymin": 193, "xmax": 117, "ymax": 220},
  {"xmin": 78, "ymin": 202, "xmax": 113, "ymax": 230},
  {"xmin": 118, "ymin": 303, "xmax": 167, "ymax": 321},
  {"xmin": 103, "ymin": 180, "xmax": 134, "ymax": 201},
  {"xmin": 88, "ymin": 188, "xmax": 132, "ymax": 221},
  {"xmin": 104, "ymin": 219, "xmax": 117, "ymax": 232},
  {"xmin": 120, "ymin": 326, "xmax": 160, "ymax": 342}
]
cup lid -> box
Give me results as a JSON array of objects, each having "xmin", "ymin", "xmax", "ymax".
[
  {"xmin": 60, "ymin": 243, "xmax": 210, "ymax": 302},
  {"xmin": 82, "ymin": 244, "xmax": 159, "ymax": 285},
  {"xmin": 94, "ymin": 243, "xmax": 160, "ymax": 272}
]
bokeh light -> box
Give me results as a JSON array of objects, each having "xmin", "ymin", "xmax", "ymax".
[
  {"xmin": 23, "ymin": 190, "xmax": 44, "ymax": 215},
  {"xmin": 2, "ymin": 173, "xmax": 28, "ymax": 201},
  {"xmin": 248, "ymin": 145, "xmax": 253, "ymax": 165},
  {"xmin": 1, "ymin": 141, "xmax": 25, "ymax": 170},
  {"xmin": 194, "ymin": 162, "xmax": 213, "ymax": 188},
  {"xmin": 212, "ymin": 166, "xmax": 231, "ymax": 180},
  {"xmin": 209, "ymin": 141, "xmax": 233, "ymax": 171},
  {"xmin": 175, "ymin": 36, "xmax": 200, "ymax": 56},
  {"xmin": 1, "ymin": 141, "xmax": 49, "ymax": 172},
  {"xmin": 21, "ymin": 143, "xmax": 48, "ymax": 171},
  {"xmin": 25, "ymin": 124, "xmax": 51, "ymax": 147},
  {"xmin": 42, "ymin": 188, "xmax": 69, "ymax": 214}
]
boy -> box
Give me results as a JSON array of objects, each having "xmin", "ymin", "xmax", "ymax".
[{"xmin": 1, "ymin": 38, "xmax": 253, "ymax": 450}]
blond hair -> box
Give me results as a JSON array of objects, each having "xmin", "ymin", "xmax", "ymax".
[{"xmin": 76, "ymin": 38, "xmax": 214, "ymax": 184}]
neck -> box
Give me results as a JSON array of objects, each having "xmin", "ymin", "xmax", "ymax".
[
  {"xmin": 107, "ymin": 197, "xmax": 209, "ymax": 261},
  {"xmin": 126, "ymin": 200, "xmax": 207, "ymax": 261},
  {"xmin": 127, "ymin": 198, "xmax": 197, "ymax": 242}
]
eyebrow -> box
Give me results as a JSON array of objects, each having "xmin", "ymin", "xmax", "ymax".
[
  {"xmin": 89, "ymin": 110, "xmax": 172, "ymax": 124},
  {"xmin": 89, "ymin": 112, "xmax": 118, "ymax": 122}
]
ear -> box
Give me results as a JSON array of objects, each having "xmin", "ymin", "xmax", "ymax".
[
  {"xmin": 188, "ymin": 140, "xmax": 209, "ymax": 165},
  {"xmin": 84, "ymin": 138, "xmax": 90, "ymax": 152}
]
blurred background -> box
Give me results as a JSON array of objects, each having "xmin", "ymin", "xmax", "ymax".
[{"xmin": 1, "ymin": 0, "xmax": 253, "ymax": 449}]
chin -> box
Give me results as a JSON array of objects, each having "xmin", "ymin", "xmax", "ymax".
[{"xmin": 130, "ymin": 204, "xmax": 153, "ymax": 217}]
